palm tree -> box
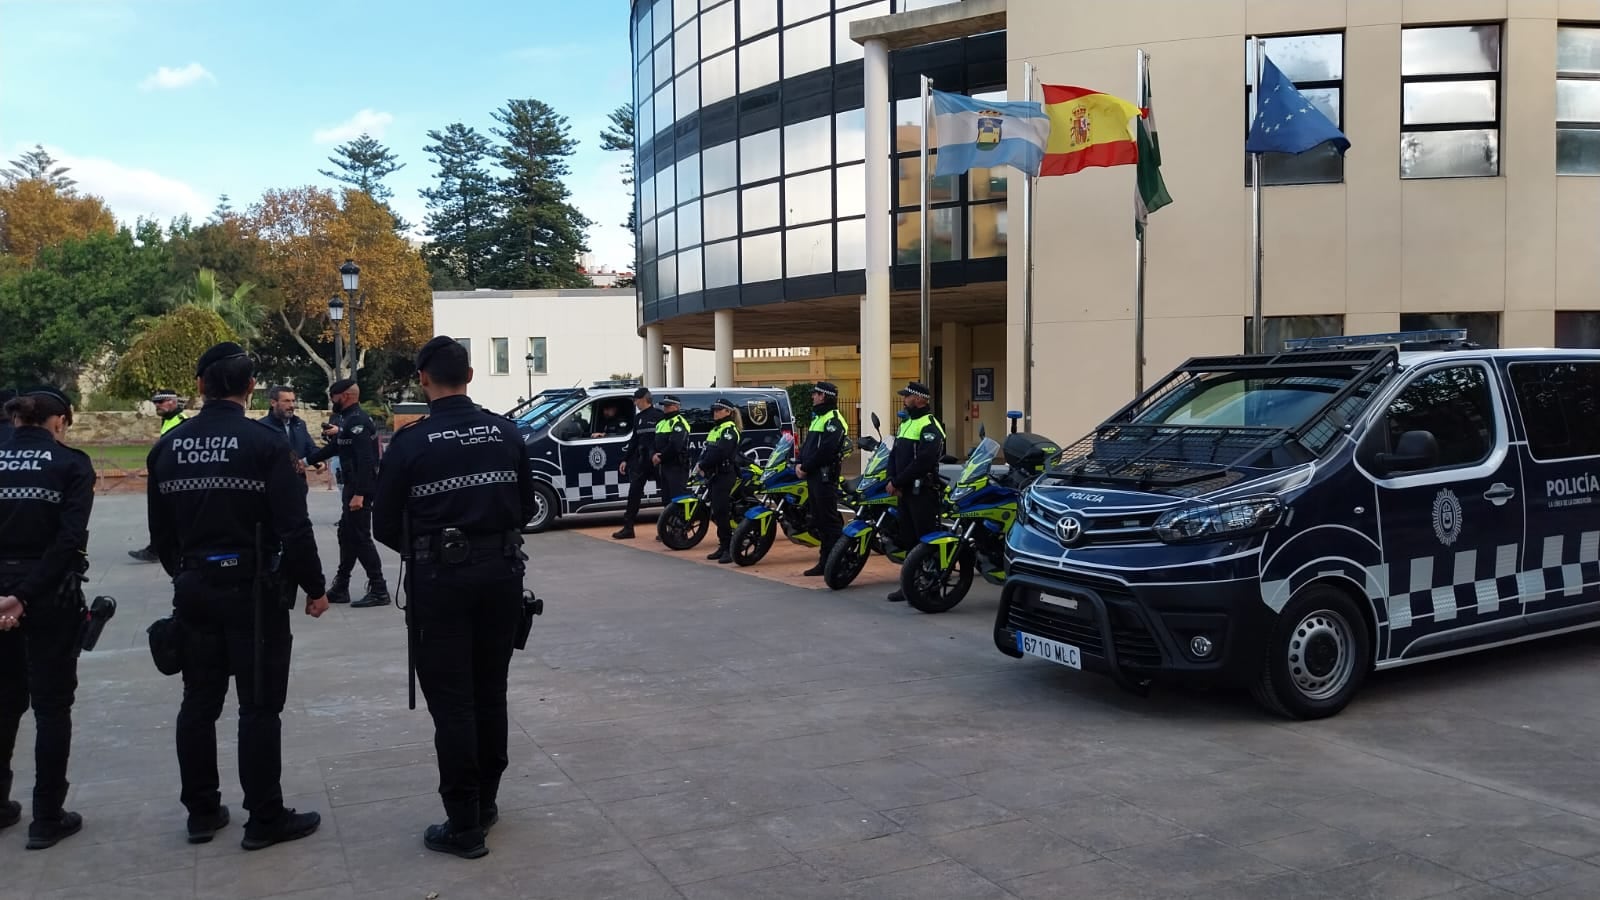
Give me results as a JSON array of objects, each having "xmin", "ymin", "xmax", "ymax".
[{"xmin": 175, "ymin": 268, "xmax": 265, "ymax": 345}]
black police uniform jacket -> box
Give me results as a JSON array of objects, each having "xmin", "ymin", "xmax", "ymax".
[
  {"xmin": 697, "ymin": 420, "xmax": 741, "ymax": 474},
  {"xmin": 308, "ymin": 403, "xmax": 379, "ymax": 496},
  {"xmin": 372, "ymin": 395, "xmax": 538, "ymax": 550},
  {"xmin": 887, "ymin": 412, "xmax": 945, "ymax": 490},
  {"xmin": 654, "ymin": 413, "xmax": 691, "ymax": 467},
  {"xmin": 626, "ymin": 405, "xmax": 664, "ymax": 472},
  {"xmin": 0, "ymin": 426, "xmax": 95, "ymax": 608},
  {"xmin": 797, "ymin": 402, "xmax": 846, "ymax": 474},
  {"xmin": 146, "ymin": 401, "xmax": 327, "ymax": 598}
]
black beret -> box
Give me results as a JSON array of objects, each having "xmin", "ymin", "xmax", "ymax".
[
  {"xmin": 414, "ymin": 335, "xmax": 461, "ymax": 374},
  {"xmin": 813, "ymin": 382, "xmax": 838, "ymax": 397},
  {"xmin": 713, "ymin": 397, "xmax": 738, "ymax": 412},
  {"xmin": 633, "ymin": 387, "xmax": 652, "ymax": 399},
  {"xmin": 195, "ymin": 342, "xmax": 249, "ymax": 377},
  {"xmin": 329, "ymin": 378, "xmax": 357, "ymax": 395},
  {"xmin": 897, "ymin": 381, "xmax": 931, "ymax": 399},
  {"xmin": 660, "ymin": 394, "xmax": 681, "ymax": 406}
]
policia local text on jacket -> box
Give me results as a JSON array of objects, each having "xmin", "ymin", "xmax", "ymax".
[
  {"xmin": 697, "ymin": 399, "xmax": 742, "ymax": 563},
  {"xmin": 886, "ymin": 381, "xmax": 945, "ymax": 602},
  {"xmin": 307, "ymin": 379, "xmax": 387, "ymax": 606},
  {"xmin": 373, "ymin": 335, "xmax": 539, "ymax": 860},
  {"xmin": 614, "ymin": 388, "xmax": 663, "ymax": 539},
  {"xmin": 147, "ymin": 342, "xmax": 331, "ymax": 851},
  {"xmin": 0, "ymin": 388, "xmax": 95, "ymax": 849},
  {"xmin": 796, "ymin": 382, "xmax": 848, "ymax": 576}
]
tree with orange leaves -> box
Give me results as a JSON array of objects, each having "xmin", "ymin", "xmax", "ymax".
[{"xmin": 0, "ymin": 178, "xmax": 116, "ymax": 265}]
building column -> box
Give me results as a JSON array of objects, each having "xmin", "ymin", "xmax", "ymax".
[
  {"xmin": 939, "ymin": 321, "xmax": 963, "ymax": 455},
  {"xmin": 713, "ymin": 309, "xmax": 735, "ymax": 389},
  {"xmin": 644, "ymin": 324, "xmax": 665, "ymax": 387},
  {"xmin": 668, "ymin": 345, "xmax": 686, "ymax": 387},
  {"xmin": 860, "ymin": 37, "xmax": 893, "ymax": 438}
]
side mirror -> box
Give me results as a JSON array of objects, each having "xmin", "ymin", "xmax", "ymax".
[
  {"xmin": 871, "ymin": 411, "xmax": 882, "ymax": 430},
  {"xmin": 978, "ymin": 423, "xmax": 987, "ymax": 439},
  {"xmin": 858, "ymin": 436, "xmax": 880, "ymax": 452},
  {"xmin": 1374, "ymin": 430, "xmax": 1440, "ymax": 476}
]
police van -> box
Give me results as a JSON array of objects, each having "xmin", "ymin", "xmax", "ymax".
[
  {"xmin": 515, "ymin": 385, "xmax": 794, "ymax": 532},
  {"xmin": 996, "ymin": 330, "xmax": 1600, "ymax": 719}
]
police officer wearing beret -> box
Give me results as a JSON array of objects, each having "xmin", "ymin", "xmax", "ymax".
[
  {"xmin": 373, "ymin": 336, "xmax": 537, "ymax": 860},
  {"xmin": 796, "ymin": 382, "xmax": 848, "ymax": 576},
  {"xmin": 147, "ymin": 342, "xmax": 332, "ymax": 850},
  {"xmin": 308, "ymin": 378, "xmax": 389, "ymax": 608},
  {"xmin": 613, "ymin": 388, "xmax": 662, "ymax": 540},
  {"xmin": 0, "ymin": 387, "xmax": 95, "ymax": 849},
  {"xmin": 885, "ymin": 381, "xmax": 945, "ymax": 602},
  {"xmin": 697, "ymin": 399, "xmax": 743, "ymax": 564}
]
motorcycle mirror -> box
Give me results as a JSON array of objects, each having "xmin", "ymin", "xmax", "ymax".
[
  {"xmin": 870, "ymin": 411, "xmax": 881, "ymax": 434},
  {"xmin": 978, "ymin": 423, "xmax": 986, "ymax": 439}
]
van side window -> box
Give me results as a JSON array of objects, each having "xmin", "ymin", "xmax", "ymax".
[
  {"xmin": 1509, "ymin": 362, "xmax": 1600, "ymax": 460},
  {"xmin": 1385, "ymin": 365, "xmax": 1495, "ymax": 468}
]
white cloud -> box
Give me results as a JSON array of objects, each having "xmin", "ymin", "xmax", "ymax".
[
  {"xmin": 312, "ymin": 109, "xmax": 394, "ymax": 145},
  {"xmin": 23, "ymin": 144, "xmax": 212, "ymax": 226},
  {"xmin": 140, "ymin": 62, "xmax": 215, "ymax": 91}
]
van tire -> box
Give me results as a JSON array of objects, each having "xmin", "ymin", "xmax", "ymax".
[
  {"xmin": 1251, "ymin": 584, "xmax": 1370, "ymax": 720},
  {"xmin": 525, "ymin": 483, "xmax": 559, "ymax": 534}
]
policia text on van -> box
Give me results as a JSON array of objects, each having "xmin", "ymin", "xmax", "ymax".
[{"xmin": 996, "ymin": 330, "xmax": 1600, "ymax": 719}]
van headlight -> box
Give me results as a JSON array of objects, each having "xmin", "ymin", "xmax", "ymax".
[{"xmin": 1153, "ymin": 497, "xmax": 1282, "ymax": 543}]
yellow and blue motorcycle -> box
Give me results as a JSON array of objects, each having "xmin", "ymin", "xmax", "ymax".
[
  {"xmin": 729, "ymin": 434, "xmax": 819, "ymax": 567},
  {"xmin": 823, "ymin": 412, "xmax": 912, "ymax": 590},
  {"xmin": 657, "ymin": 461, "xmax": 764, "ymax": 551}
]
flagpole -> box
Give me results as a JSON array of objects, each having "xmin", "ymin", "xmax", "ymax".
[
  {"xmin": 919, "ymin": 74, "xmax": 933, "ymax": 390},
  {"xmin": 1021, "ymin": 61, "xmax": 1036, "ymax": 430},
  {"xmin": 1250, "ymin": 36, "xmax": 1265, "ymax": 354},
  {"xmin": 1133, "ymin": 49, "xmax": 1148, "ymax": 395}
]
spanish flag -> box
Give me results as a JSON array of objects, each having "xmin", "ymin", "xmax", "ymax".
[{"xmin": 1040, "ymin": 85, "xmax": 1142, "ymax": 177}]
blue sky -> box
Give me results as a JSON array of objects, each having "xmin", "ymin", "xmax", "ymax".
[{"xmin": 0, "ymin": 0, "xmax": 638, "ymax": 271}]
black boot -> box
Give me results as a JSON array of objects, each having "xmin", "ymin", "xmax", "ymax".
[
  {"xmin": 480, "ymin": 804, "xmax": 499, "ymax": 831},
  {"xmin": 424, "ymin": 821, "xmax": 488, "ymax": 859},
  {"xmin": 351, "ymin": 581, "xmax": 391, "ymax": 609},
  {"xmin": 187, "ymin": 804, "xmax": 230, "ymax": 844},
  {"xmin": 803, "ymin": 551, "xmax": 827, "ymax": 577},
  {"xmin": 612, "ymin": 525, "xmax": 635, "ymax": 539},
  {"xmin": 128, "ymin": 546, "xmax": 158, "ymax": 563},
  {"xmin": 705, "ymin": 545, "xmax": 725, "ymax": 561},
  {"xmin": 718, "ymin": 548, "xmax": 734, "ymax": 565},
  {"xmin": 886, "ymin": 590, "xmax": 906, "ymax": 602},
  {"xmin": 327, "ymin": 576, "xmax": 352, "ymax": 604},
  {"xmin": 26, "ymin": 811, "xmax": 82, "ymax": 850},
  {"xmin": 241, "ymin": 808, "xmax": 320, "ymax": 851}
]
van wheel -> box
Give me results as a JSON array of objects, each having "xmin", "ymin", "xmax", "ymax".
[
  {"xmin": 1251, "ymin": 585, "xmax": 1370, "ymax": 720},
  {"xmin": 525, "ymin": 483, "xmax": 558, "ymax": 534}
]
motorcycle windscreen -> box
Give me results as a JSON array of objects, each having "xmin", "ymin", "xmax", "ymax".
[
  {"xmin": 766, "ymin": 434, "xmax": 795, "ymax": 472},
  {"xmin": 861, "ymin": 443, "xmax": 891, "ymax": 478},
  {"xmin": 957, "ymin": 437, "xmax": 999, "ymax": 488}
]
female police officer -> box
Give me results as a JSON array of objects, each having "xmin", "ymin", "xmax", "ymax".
[
  {"xmin": 697, "ymin": 398, "xmax": 743, "ymax": 564},
  {"xmin": 0, "ymin": 387, "xmax": 96, "ymax": 849}
]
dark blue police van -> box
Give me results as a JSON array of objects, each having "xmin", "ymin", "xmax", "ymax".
[
  {"xmin": 513, "ymin": 385, "xmax": 794, "ymax": 532},
  {"xmin": 996, "ymin": 330, "xmax": 1600, "ymax": 718}
]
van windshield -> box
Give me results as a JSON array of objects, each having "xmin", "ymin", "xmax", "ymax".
[
  {"xmin": 518, "ymin": 394, "xmax": 584, "ymax": 433},
  {"xmin": 1135, "ymin": 374, "xmax": 1355, "ymax": 430}
]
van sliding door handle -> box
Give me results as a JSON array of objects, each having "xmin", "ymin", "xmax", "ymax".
[{"xmin": 1483, "ymin": 483, "xmax": 1516, "ymax": 506}]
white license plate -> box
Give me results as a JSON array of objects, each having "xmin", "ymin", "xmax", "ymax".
[{"xmin": 1016, "ymin": 631, "xmax": 1082, "ymax": 670}]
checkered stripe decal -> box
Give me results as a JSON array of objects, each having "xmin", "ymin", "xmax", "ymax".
[
  {"xmin": 1369, "ymin": 531, "xmax": 1600, "ymax": 629},
  {"xmin": 560, "ymin": 469, "xmax": 630, "ymax": 504},
  {"xmin": 410, "ymin": 470, "xmax": 518, "ymax": 498},
  {"xmin": 158, "ymin": 477, "xmax": 267, "ymax": 494},
  {"xmin": 0, "ymin": 486, "xmax": 62, "ymax": 504}
]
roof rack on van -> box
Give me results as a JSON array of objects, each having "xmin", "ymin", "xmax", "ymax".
[{"xmin": 1283, "ymin": 329, "xmax": 1476, "ymax": 352}]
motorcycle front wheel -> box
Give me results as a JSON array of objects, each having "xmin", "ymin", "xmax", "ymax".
[
  {"xmin": 823, "ymin": 533, "xmax": 871, "ymax": 590},
  {"xmin": 900, "ymin": 542, "xmax": 975, "ymax": 614},
  {"xmin": 731, "ymin": 516, "xmax": 778, "ymax": 567},
  {"xmin": 658, "ymin": 503, "xmax": 709, "ymax": 550}
]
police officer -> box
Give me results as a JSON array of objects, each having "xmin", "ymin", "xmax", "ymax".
[
  {"xmin": 885, "ymin": 381, "xmax": 945, "ymax": 602},
  {"xmin": 308, "ymin": 378, "xmax": 389, "ymax": 607},
  {"xmin": 0, "ymin": 387, "xmax": 95, "ymax": 849},
  {"xmin": 652, "ymin": 395, "xmax": 690, "ymax": 508},
  {"xmin": 697, "ymin": 399, "xmax": 743, "ymax": 564},
  {"xmin": 130, "ymin": 389, "xmax": 188, "ymax": 562},
  {"xmin": 590, "ymin": 399, "xmax": 630, "ymax": 438},
  {"xmin": 373, "ymin": 336, "xmax": 537, "ymax": 860},
  {"xmin": 147, "ymin": 342, "xmax": 331, "ymax": 850},
  {"xmin": 613, "ymin": 388, "xmax": 662, "ymax": 540},
  {"xmin": 796, "ymin": 382, "xmax": 848, "ymax": 576}
]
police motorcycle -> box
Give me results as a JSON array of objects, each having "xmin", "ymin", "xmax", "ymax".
[
  {"xmin": 728, "ymin": 434, "xmax": 821, "ymax": 567},
  {"xmin": 656, "ymin": 460, "xmax": 765, "ymax": 551},
  {"xmin": 898, "ymin": 413, "xmax": 1059, "ymax": 614},
  {"xmin": 822, "ymin": 412, "xmax": 910, "ymax": 590}
]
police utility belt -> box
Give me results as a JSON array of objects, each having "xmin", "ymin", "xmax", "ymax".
[
  {"xmin": 411, "ymin": 529, "xmax": 523, "ymax": 566},
  {"xmin": 0, "ymin": 556, "xmax": 88, "ymax": 608}
]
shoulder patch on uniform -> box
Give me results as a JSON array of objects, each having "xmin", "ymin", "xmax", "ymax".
[
  {"xmin": 921, "ymin": 432, "xmax": 938, "ymax": 441},
  {"xmin": 348, "ymin": 424, "xmax": 366, "ymax": 435}
]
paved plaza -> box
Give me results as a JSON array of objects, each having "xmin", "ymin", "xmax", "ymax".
[{"xmin": 5, "ymin": 492, "xmax": 1600, "ymax": 898}]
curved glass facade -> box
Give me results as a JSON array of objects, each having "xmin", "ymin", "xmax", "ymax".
[{"xmin": 631, "ymin": 0, "xmax": 1006, "ymax": 326}]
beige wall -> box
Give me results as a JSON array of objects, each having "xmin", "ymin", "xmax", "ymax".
[{"xmin": 1007, "ymin": 0, "xmax": 1600, "ymax": 442}]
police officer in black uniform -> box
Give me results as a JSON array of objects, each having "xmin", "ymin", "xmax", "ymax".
[
  {"xmin": 308, "ymin": 378, "xmax": 388, "ymax": 607},
  {"xmin": 652, "ymin": 395, "xmax": 690, "ymax": 507},
  {"xmin": 147, "ymin": 343, "xmax": 332, "ymax": 850},
  {"xmin": 613, "ymin": 388, "xmax": 662, "ymax": 540},
  {"xmin": 796, "ymin": 382, "xmax": 847, "ymax": 576},
  {"xmin": 885, "ymin": 381, "xmax": 945, "ymax": 602},
  {"xmin": 697, "ymin": 399, "xmax": 743, "ymax": 564},
  {"xmin": 0, "ymin": 387, "xmax": 95, "ymax": 849},
  {"xmin": 373, "ymin": 336, "xmax": 537, "ymax": 860}
]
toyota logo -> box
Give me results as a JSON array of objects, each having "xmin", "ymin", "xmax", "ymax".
[{"xmin": 1056, "ymin": 514, "xmax": 1085, "ymax": 546}]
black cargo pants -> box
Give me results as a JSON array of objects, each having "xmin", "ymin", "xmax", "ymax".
[{"xmin": 0, "ymin": 587, "xmax": 82, "ymax": 821}]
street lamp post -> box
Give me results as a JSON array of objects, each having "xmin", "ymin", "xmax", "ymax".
[
  {"xmin": 340, "ymin": 259, "xmax": 362, "ymax": 382},
  {"xmin": 327, "ymin": 295, "xmax": 346, "ymax": 380},
  {"xmin": 525, "ymin": 352, "xmax": 536, "ymax": 399}
]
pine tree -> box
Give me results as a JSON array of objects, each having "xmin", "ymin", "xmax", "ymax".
[
  {"xmin": 487, "ymin": 99, "xmax": 593, "ymax": 289},
  {"xmin": 599, "ymin": 104, "xmax": 637, "ymax": 287},
  {"xmin": 320, "ymin": 133, "xmax": 408, "ymax": 230},
  {"xmin": 208, "ymin": 194, "xmax": 234, "ymax": 224},
  {"xmin": 6, "ymin": 145, "xmax": 75, "ymax": 190},
  {"xmin": 419, "ymin": 123, "xmax": 499, "ymax": 288}
]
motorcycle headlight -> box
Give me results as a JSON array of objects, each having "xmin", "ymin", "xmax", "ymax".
[
  {"xmin": 951, "ymin": 484, "xmax": 974, "ymax": 502},
  {"xmin": 1153, "ymin": 497, "xmax": 1282, "ymax": 544}
]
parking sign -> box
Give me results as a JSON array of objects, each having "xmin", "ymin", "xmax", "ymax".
[{"xmin": 972, "ymin": 368, "xmax": 994, "ymax": 402}]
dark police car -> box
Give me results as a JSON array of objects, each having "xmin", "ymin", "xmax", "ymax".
[
  {"xmin": 996, "ymin": 330, "xmax": 1600, "ymax": 718},
  {"xmin": 514, "ymin": 384, "xmax": 794, "ymax": 531}
]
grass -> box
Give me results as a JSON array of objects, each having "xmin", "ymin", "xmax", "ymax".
[{"xmin": 81, "ymin": 444, "xmax": 152, "ymax": 472}]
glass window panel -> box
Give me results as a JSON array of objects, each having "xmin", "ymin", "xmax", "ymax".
[
  {"xmin": 785, "ymin": 170, "xmax": 831, "ymax": 225},
  {"xmin": 674, "ymin": 0, "xmax": 696, "ymax": 28},
  {"xmin": 835, "ymin": 0, "xmax": 888, "ymax": 63},
  {"xmin": 1401, "ymin": 25, "xmax": 1500, "ymax": 77},
  {"xmin": 654, "ymin": 0, "xmax": 672, "ymax": 43},
  {"xmin": 740, "ymin": 33, "xmax": 779, "ymax": 92},
  {"xmin": 740, "ymin": 0, "xmax": 777, "ymax": 39},
  {"xmin": 655, "ymin": 39, "xmax": 673, "ymax": 86},
  {"xmin": 636, "ymin": 56, "xmax": 653, "ymax": 109},
  {"xmin": 1559, "ymin": 26, "xmax": 1600, "ymax": 75},
  {"xmin": 677, "ymin": 152, "xmax": 701, "ymax": 202},
  {"xmin": 786, "ymin": 0, "xmax": 829, "ymax": 23},
  {"xmin": 894, "ymin": 96, "xmax": 936, "ymax": 153},
  {"xmin": 969, "ymin": 202, "xmax": 1007, "ymax": 258},
  {"xmin": 703, "ymin": 140, "xmax": 738, "ymax": 193},
  {"xmin": 1400, "ymin": 313, "xmax": 1499, "ymax": 349},
  {"xmin": 1245, "ymin": 32, "xmax": 1343, "ymax": 86},
  {"xmin": 657, "ymin": 161, "xmax": 676, "ymax": 210},
  {"xmin": 784, "ymin": 115, "xmax": 832, "ymax": 173},
  {"xmin": 676, "ymin": 22, "xmax": 698, "ymax": 73},
  {"xmin": 640, "ymin": 216, "xmax": 658, "ymax": 260},
  {"xmin": 740, "ymin": 128, "xmax": 780, "ymax": 182},
  {"xmin": 702, "ymin": 1, "xmax": 735, "ymax": 55},
  {"xmin": 678, "ymin": 247, "xmax": 703, "ymax": 294},
  {"xmin": 836, "ymin": 107, "xmax": 866, "ymax": 162},
  {"xmin": 1558, "ymin": 128, "xmax": 1600, "ymax": 175},
  {"xmin": 895, "ymin": 208, "xmax": 958, "ymax": 265},
  {"xmin": 492, "ymin": 337, "xmax": 509, "ymax": 375},
  {"xmin": 1558, "ymin": 80, "xmax": 1600, "ymax": 123},
  {"xmin": 676, "ymin": 70, "xmax": 699, "ymax": 121},
  {"xmin": 1250, "ymin": 142, "xmax": 1345, "ymax": 186},
  {"xmin": 679, "ymin": 199, "xmax": 703, "ymax": 246},
  {"xmin": 658, "ymin": 210, "xmax": 678, "ymax": 254},
  {"xmin": 837, "ymin": 217, "xmax": 866, "ymax": 270},
  {"xmin": 639, "ymin": 174, "xmax": 657, "ymax": 221},
  {"xmin": 706, "ymin": 238, "xmax": 739, "ymax": 287},
  {"xmin": 1557, "ymin": 311, "xmax": 1600, "ymax": 347},
  {"xmin": 705, "ymin": 192, "xmax": 738, "ymax": 241},
  {"xmin": 742, "ymin": 231, "xmax": 782, "ymax": 282},
  {"xmin": 702, "ymin": 50, "xmax": 736, "ymax": 106},
  {"xmin": 896, "ymin": 155, "xmax": 957, "ymax": 208},
  {"xmin": 635, "ymin": 8, "xmax": 652, "ymax": 57},
  {"xmin": 702, "ymin": 0, "xmax": 726, "ymax": 9},
  {"xmin": 528, "ymin": 337, "xmax": 546, "ymax": 373},
  {"xmin": 786, "ymin": 223, "xmax": 832, "ymax": 277},
  {"xmin": 969, "ymin": 166, "xmax": 1009, "ymax": 202},
  {"xmin": 836, "ymin": 163, "xmax": 865, "ymax": 218},
  {"xmin": 637, "ymin": 90, "xmax": 654, "ymax": 142},
  {"xmin": 658, "ymin": 253, "xmax": 678, "ymax": 299},
  {"xmin": 1400, "ymin": 129, "xmax": 1499, "ymax": 178},
  {"xmin": 1402, "ymin": 80, "xmax": 1496, "ymax": 126},
  {"xmin": 741, "ymin": 182, "xmax": 780, "ymax": 231},
  {"xmin": 783, "ymin": 17, "xmax": 831, "ymax": 79},
  {"xmin": 655, "ymin": 85, "xmax": 674, "ymax": 127}
]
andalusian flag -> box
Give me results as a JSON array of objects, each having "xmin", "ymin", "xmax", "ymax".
[
  {"xmin": 1040, "ymin": 85, "xmax": 1141, "ymax": 176},
  {"xmin": 1135, "ymin": 66, "xmax": 1172, "ymax": 237}
]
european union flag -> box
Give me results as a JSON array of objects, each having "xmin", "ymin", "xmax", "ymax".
[{"xmin": 1246, "ymin": 56, "xmax": 1350, "ymax": 156}]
